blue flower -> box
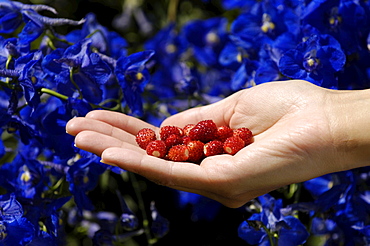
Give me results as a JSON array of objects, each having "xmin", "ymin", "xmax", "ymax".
[
  {"xmin": 66, "ymin": 13, "xmax": 127, "ymax": 59},
  {"xmin": 0, "ymin": 193, "xmax": 34, "ymax": 246},
  {"xmin": 230, "ymin": 0, "xmax": 299, "ymax": 50},
  {"xmin": 182, "ymin": 17, "xmax": 228, "ymax": 66},
  {"xmin": 115, "ymin": 50, "xmax": 154, "ymax": 116},
  {"xmin": 0, "ymin": 0, "xmax": 57, "ymax": 34},
  {"xmin": 66, "ymin": 156, "xmax": 106, "ymax": 213},
  {"xmin": 42, "ymin": 38, "xmax": 111, "ymax": 103},
  {"xmin": 238, "ymin": 194, "xmax": 309, "ymax": 246},
  {"xmin": 0, "ymin": 155, "xmax": 50, "ymax": 201},
  {"xmin": 0, "ymin": 50, "xmax": 43, "ymax": 111},
  {"xmin": 145, "ymin": 23, "xmax": 187, "ymax": 67},
  {"xmin": 304, "ymin": 174, "xmax": 335, "ymax": 197},
  {"xmin": 279, "ymin": 34, "xmax": 346, "ymax": 88},
  {"xmin": 0, "ymin": 193, "xmax": 23, "ymax": 223},
  {"xmin": 0, "ymin": 218, "xmax": 34, "ymax": 246},
  {"xmin": 302, "ymin": 0, "xmax": 369, "ymax": 55}
]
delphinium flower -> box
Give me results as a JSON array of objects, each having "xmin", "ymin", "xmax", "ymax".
[
  {"xmin": 66, "ymin": 12, "xmax": 128, "ymax": 60},
  {"xmin": 144, "ymin": 23, "xmax": 189, "ymax": 99},
  {"xmin": 181, "ymin": 17, "xmax": 228, "ymax": 67},
  {"xmin": 115, "ymin": 50, "xmax": 155, "ymax": 116},
  {"xmin": 238, "ymin": 194, "xmax": 309, "ymax": 246},
  {"xmin": 302, "ymin": 0, "xmax": 368, "ymax": 55},
  {"xmin": 66, "ymin": 155, "xmax": 107, "ymax": 213},
  {"xmin": 285, "ymin": 169, "xmax": 370, "ymax": 245},
  {"xmin": 225, "ymin": 0, "xmax": 302, "ymax": 89},
  {"xmin": 301, "ymin": 0, "xmax": 370, "ymax": 89},
  {"xmin": 2, "ymin": 50, "xmax": 43, "ymax": 111},
  {"xmin": 116, "ymin": 190, "xmax": 139, "ymax": 231},
  {"xmin": 0, "ymin": 193, "xmax": 34, "ymax": 245},
  {"xmin": 42, "ymin": 38, "xmax": 112, "ymax": 104},
  {"xmin": 0, "ymin": 0, "xmax": 58, "ymax": 34},
  {"xmin": 279, "ymin": 34, "xmax": 346, "ymax": 88}
]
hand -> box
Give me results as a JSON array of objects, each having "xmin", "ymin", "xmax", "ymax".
[{"xmin": 66, "ymin": 80, "xmax": 369, "ymax": 208}]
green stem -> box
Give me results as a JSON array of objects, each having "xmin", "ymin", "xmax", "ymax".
[
  {"xmin": 45, "ymin": 29, "xmax": 74, "ymax": 46},
  {"xmin": 46, "ymin": 39, "xmax": 57, "ymax": 50},
  {"xmin": 97, "ymin": 98, "xmax": 122, "ymax": 111},
  {"xmin": 40, "ymin": 88, "xmax": 69, "ymax": 101},
  {"xmin": 5, "ymin": 55, "xmax": 12, "ymax": 84},
  {"xmin": 168, "ymin": 0, "xmax": 179, "ymax": 23},
  {"xmin": 69, "ymin": 68, "xmax": 83, "ymax": 99},
  {"xmin": 261, "ymin": 224, "xmax": 276, "ymax": 246},
  {"xmin": 5, "ymin": 55, "xmax": 12, "ymax": 69}
]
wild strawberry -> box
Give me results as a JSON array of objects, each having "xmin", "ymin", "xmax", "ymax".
[
  {"xmin": 164, "ymin": 134, "xmax": 183, "ymax": 148},
  {"xmin": 183, "ymin": 124, "xmax": 195, "ymax": 136},
  {"xmin": 223, "ymin": 136, "xmax": 245, "ymax": 155},
  {"xmin": 233, "ymin": 127, "xmax": 253, "ymax": 145},
  {"xmin": 182, "ymin": 136, "xmax": 192, "ymax": 145},
  {"xmin": 136, "ymin": 128, "xmax": 157, "ymax": 149},
  {"xmin": 189, "ymin": 120, "xmax": 218, "ymax": 142},
  {"xmin": 160, "ymin": 125, "xmax": 183, "ymax": 141},
  {"xmin": 146, "ymin": 140, "xmax": 167, "ymax": 158},
  {"xmin": 167, "ymin": 144, "xmax": 189, "ymax": 162},
  {"xmin": 204, "ymin": 140, "xmax": 224, "ymax": 157},
  {"xmin": 216, "ymin": 125, "xmax": 234, "ymax": 141},
  {"xmin": 187, "ymin": 141, "xmax": 205, "ymax": 163}
]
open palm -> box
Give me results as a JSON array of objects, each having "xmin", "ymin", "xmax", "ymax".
[{"xmin": 67, "ymin": 80, "xmax": 341, "ymax": 208}]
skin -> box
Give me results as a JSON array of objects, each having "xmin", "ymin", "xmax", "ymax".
[{"xmin": 66, "ymin": 80, "xmax": 370, "ymax": 208}]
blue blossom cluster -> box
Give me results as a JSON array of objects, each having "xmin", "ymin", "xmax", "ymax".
[{"xmin": 0, "ymin": 0, "xmax": 369, "ymax": 245}]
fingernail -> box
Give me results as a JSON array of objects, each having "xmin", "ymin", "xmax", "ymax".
[{"xmin": 100, "ymin": 158, "xmax": 117, "ymax": 167}]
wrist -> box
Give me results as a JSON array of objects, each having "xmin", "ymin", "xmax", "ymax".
[{"xmin": 326, "ymin": 88, "xmax": 370, "ymax": 171}]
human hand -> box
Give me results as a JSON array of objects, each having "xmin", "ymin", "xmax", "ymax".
[{"xmin": 66, "ymin": 80, "xmax": 370, "ymax": 208}]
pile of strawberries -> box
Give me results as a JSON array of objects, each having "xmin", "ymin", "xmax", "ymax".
[{"xmin": 135, "ymin": 119, "xmax": 253, "ymax": 163}]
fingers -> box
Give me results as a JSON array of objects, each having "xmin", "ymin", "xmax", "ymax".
[
  {"xmin": 85, "ymin": 110, "xmax": 156, "ymax": 135},
  {"xmin": 100, "ymin": 147, "xmax": 262, "ymax": 208},
  {"xmin": 74, "ymin": 131, "xmax": 143, "ymax": 156},
  {"xmin": 101, "ymin": 147, "xmax": 209, "ymax": 187},
  {"xmin": 66, "ymin": 117, "xmax": 137, "ymax": 145}
]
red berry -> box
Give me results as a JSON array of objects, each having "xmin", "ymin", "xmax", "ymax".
[
  {"xmin": 187, "ymin": 141, "xmax": 205, "ymax": 163},
  {"xmin": 183, "ymin": 124, "xmax": 195, "ymax": 136},
  {"xmin": 136, "ymin": 128, "xmax": 157, "ymax": 149},
  {"xmin": 182, "ymin": 136, "xmax": 192, "ymax": 145},
  {"xmin": 233, "ymin": 128, "xmax": 253, "ymax": 145},
  {"xmin": 223, "ymin": 136, "xmax": 245, "ymax": 155},
  {"xmin": 167, "ymin": 144, "xmax": 189, "ymax": 162},
  {"xmin": 204, "ymin": 140, "xmax": 224, "ymax": 157},
  {"xmin": 164, "ymin": 134, "xmax": 183, "ymax": 148},
  {"xmin": 160, "ymin": 125, "xmax": 183, "ymax": 141},
  {"xmin": 146, "ymin": 140, "xmax": 167, "ymax": 158},
  {"xmin": 189, "ymin": 120, "xmax": 218, "ymax": 143},
  {"xmin": 216, "ymin": 125, "xmax": 234, "ymax": 141}
]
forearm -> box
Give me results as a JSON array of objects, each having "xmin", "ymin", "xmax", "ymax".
[{"xmin": 327, "ymin": 88, "xmax": 370, "ymax": 171}]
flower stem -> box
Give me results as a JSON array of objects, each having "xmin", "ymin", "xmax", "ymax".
[
  {"xmin": 5, "ymin": 55, "xmax": 12, "ymax": 84},
  {"xmin": 69, "ymin": 68, "xmax": 83, "ymax": 99},
  {"xmin": 261, "ymin": 224, "xmax": 276, "ymax": 246},
  {"xmin": 40, "ymin": 88, "xmax": 69, "ymax": 101},
  {"xmin": 168, "ymin": 0, "xmax": 179, "ymax": 23}
]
